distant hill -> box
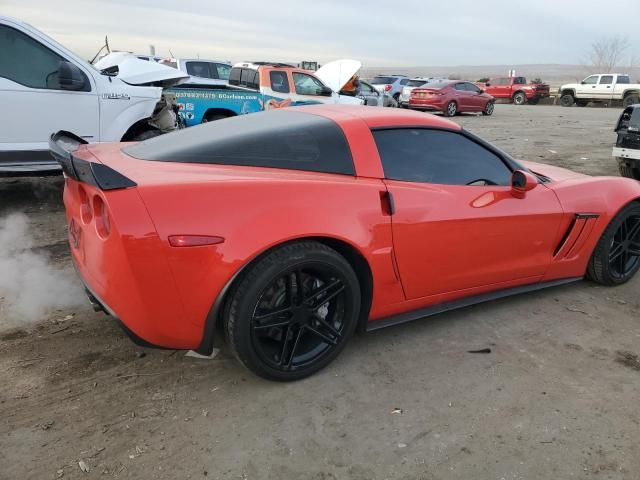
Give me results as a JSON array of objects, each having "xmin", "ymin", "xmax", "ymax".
[{"xmin": 360, "ymin": 64, "xmax": 640, "ymax": 85}]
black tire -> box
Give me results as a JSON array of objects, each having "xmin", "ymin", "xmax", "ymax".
[
  {"xmin": 224, "ymin": 241, "xmax": 361, "ymax": 381},
  {"xmin": 393, "ymin": 93, "xmax": 401, "ymax": 103},
  {"xmin": 482, "ymin": 101, "xmax": 495, "ymax": 116},
  {"xmin": 444, "ymin": 101, "xmax": 457, "ymax": 117},
  {"xmin": 623, "ymin": 94, "xmax": 640, "ymax": 107},
  {"xmin": 560, "ymin": 93, "xmax": 575, "ymax": 107},
  {"xmin": 618, "ymin": 163, "xmax": 640, "ymax": 180},
  {"xmin": 131, "ymin": 129, "xmax": 162, "ymax": 141},
  {"xmin": 527, "ymin": 97, "xmax": 539, "ymax": 105},
  {"xmin": 512, "ymin": 92, "xmax": 527, "ymax": 105},
  {"xmin": 587, "ymin": 202, "xmax": 640, "ymax": 286},
  {"xmin": 202, "ymin": 113, "xmax": 229, "ymax": 123}
]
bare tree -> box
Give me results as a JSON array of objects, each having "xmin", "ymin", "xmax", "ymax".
[{"xmin": 587, "ymin": 36, "xmax": 630, "ymax": 73}]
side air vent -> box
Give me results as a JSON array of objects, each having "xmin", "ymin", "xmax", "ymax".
[{"xmin": 553, "ymin": 213, "xmax": 600, "ymax": 260}]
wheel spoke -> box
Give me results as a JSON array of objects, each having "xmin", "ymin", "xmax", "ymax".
[
  {"xmin": 305, "ymin": 325, "xmax": 338, "ymax": 346},
  {"xmin": 627, "ymin": 218, "xmax": 640, "ymax": 242},
  {"xmin": 278, "ymin": 324, "xmax": 294, "ymax": 366},
  {"xmin": 314, "ymin": 315, "xmax": 342, "ymax": 338},
  {"xmin": 609, "ymin": 242, "xmax": 625, "ymax": 262},
  {"xmin": 628, "ymin": 246, "xmax": 640, "ymax": 257},
  {"xmin": 285, "ymin": 273, "xmax": 294, "ymax": 307},
  {"xmin": 305, "ymin": 279, "xmax": 343, "ymax": 305},
  {"xmin": 285, "ymin": 327, "xmax": 305, "ymax": 369}
]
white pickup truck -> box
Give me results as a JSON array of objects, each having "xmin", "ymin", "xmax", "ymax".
[
  {"xmin": 559, "ymin": 74, "xmax": 640, "ymax": 107},
  {"xmin": 0, "ymin": 16, "xmax": 188, "ymax": 175}
]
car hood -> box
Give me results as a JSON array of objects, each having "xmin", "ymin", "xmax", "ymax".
[
  {"xmin": 94, "ymin": 52, "xmax": 189, "ymax": 87},
  {"xmin": 520, "ymin": 160, "xmax": 588, "ymax": 181},
  {"xmin": 315, "ymin": 59, "xmax": 362, "ymax": 93}
]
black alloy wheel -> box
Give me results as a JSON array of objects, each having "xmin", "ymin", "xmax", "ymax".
[
  {"xmin": 224, "ymin": 242, "xmax": 360, "ymax": 380},
  {"xmin": 588, "ymin": 203, "xmax": 640, "ymax": 285}
]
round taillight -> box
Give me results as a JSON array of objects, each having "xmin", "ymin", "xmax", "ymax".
[
  {"xmin": 93, "ymin": 195, "xmax": 111, "ymax": 239},
  {"xmin": 78, "ymin": 186, "xmax": 92, "ymax": 224}
]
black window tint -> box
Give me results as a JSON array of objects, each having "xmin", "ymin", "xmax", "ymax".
[
  {"xmin": 124, "ymin": 111, "xmax": 355, "ymax": 176},
  {"xmin": 373, "ymin": 129, "xmax": 512, "ymax": 186},
  {"xmin": 270, "ymin": 70, "xmax": 290, "ymax": 93},
  {"xmin": 228, "ymin": 67, "xmax": 241, "ymax": 85},
  {"xmin": 513, "ymin": 77, "xmax": 526, "ymax": 85},
  {"xmin": 186, "ymin": 61, "xmax": 214, "ymax": 78},
  {"xmin": 618, "ymin": 75, "xmax": 630, "ymax": 84},
  {"xmin": 600, "ymin": 75, "xmax": 613, "ymax": 85},
  {"xmin": 0, "ymin": 24, "xmax": 89, "ymax": 91}
]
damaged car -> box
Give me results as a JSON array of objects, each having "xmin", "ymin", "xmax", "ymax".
[
  {"xmin": 0, "ymin": 17, "xmax": 186, "ymax": 175},
  {"xmin": 613, "ymin": 105, "xmax": 640, "ymax": 180}
]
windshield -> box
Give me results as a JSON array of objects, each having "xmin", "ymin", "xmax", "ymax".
[
  {"xmin": 407, "ymin": 80, "xmax": 427, "ymax": 87},
  {"xmin": 371, "ymin": 76, "xmax": 396, "ymax": 84}
]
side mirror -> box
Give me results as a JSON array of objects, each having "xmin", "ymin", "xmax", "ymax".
[
  {"xmin": 318, "ymin": 86, "xmax": 333, "ymax": 97},
  {"xmin": 58, "ymin": 60, "xmax": 88, "ymax": 91},
  {"xmin": 511, "ymin": 170, "xmax": 538, "ymax": 198}
]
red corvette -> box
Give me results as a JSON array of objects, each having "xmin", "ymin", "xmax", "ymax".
[
  {"xmin": 409, "ymin": 80, "xmax": 495, "ymax": 117},
  {"xmin": 51, "ymin": 106, "xmax": 640, "ymax": 380}
]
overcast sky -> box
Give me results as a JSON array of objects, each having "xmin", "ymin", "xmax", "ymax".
[{"xmin": 4, "ymin": 0, "xmax": 640, "ymax": 66}]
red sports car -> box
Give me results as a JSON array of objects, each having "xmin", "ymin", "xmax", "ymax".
[
  {"xmin": 51, "ymin": 106, "xmax": 640, "ymax": 381},
  {"xmin": 409, "ymin": 80, "xmax": 495, "ymax": 117}
]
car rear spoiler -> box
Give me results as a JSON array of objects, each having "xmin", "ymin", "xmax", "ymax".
[{"xmin": 49, "ymin": 131, "xmax": 136, "ymax": 190}]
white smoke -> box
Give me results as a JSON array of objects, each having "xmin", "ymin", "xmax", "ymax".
[{"xmin": 0, "ymin": 213, "xmax": 85, "ymax": 328}]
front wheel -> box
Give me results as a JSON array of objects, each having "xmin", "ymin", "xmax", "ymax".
[
  {"xmin": 560, "ymin": 93, "xmax": 575, "ymax": 107},
  {"xmin": 619, "ymin": 163, "xmax": 640, "ymax": 180},
  {"xmin": 224, "ymin": 241, "xmax": 361, "ymax": 381},
  {"xmin": 444, "ymin": 101, "xmax": 457, "ymax": 117},
  {"xmin": 482, "ymin": 101, "xmax": 495, "ymax": 116},
  {"xmin": 513, "ymin": 92, "xmax": 527, "ymax": 105},
  {"xmin": 587, "ymin": 203, "xmax": 640, "ymax": 286}
]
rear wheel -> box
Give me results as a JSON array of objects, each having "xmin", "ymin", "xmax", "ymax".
[
  {"xmin": 618, "ymin": 163, "xmax": 640, "ymax": 180},
  {"xmin": 482, "ymin": 101, "xmax": 495, "ymax": 116},
  {"xmin": 560, "ymin": 93, "xmax": 575, "ymax": 107},
  {"xmin": 623, "ymin": 94, "xmax": 640, "ymax": 107},
  {"xmin": 587, "ymin": 203, "xmax": 640, "ymax": 286},
  {"xmin": 224, "ymin": 241, "xmax": 361, "ymax": 381},
  {"xmin": 512, "ymin": 92, "xmax": 527, "ymax": 105},
  {"xmin": 444, "ymin": 101, "xmax": 457, "ymax": 117}
]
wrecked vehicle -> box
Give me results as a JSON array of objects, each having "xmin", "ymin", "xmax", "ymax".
[
  {"xmin": 169, "ymin": 60, "xmax": 364, "ymax": 126},
  {"xmin": 0, "ymin": 17, "xmax": 186, "ymax": 176},
  {"xmin": 613, "ymin": 105, "xmax": 640, "ymax": 180},
  {"xmin": 481, "ymin": 76, "xmax": 550, "ymax": 105}
]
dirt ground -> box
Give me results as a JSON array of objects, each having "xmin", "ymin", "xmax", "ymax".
[{"xmin": 1, "ymin": 105, "xmax": 639, "ymax": 480}]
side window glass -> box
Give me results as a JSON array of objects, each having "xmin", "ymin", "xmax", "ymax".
[
  {"xmin": 400, "ymin": 79, "xmax": 409, "ymax": 85},
  {"xmin": 292, "ymin": 72, "xmax": 325, "ymax": 95},
  {"xmin": 583, "ymin": 76, "xmax": 598, "ymax": 85},
  {"xmin": 186, "ymin": 61, "xmax": 213, "ymax": 78},
  {"xmin": 617, "ymin": 76, "xmax": 630, "ymax": 84},
  {"xmin": 599, "ymin": 75, "xmax": 613, "ymax": 85},
  {"xmin": 269, "ymin": 70, "xmax": 290, "ymax": 93},
  {"xmin": 454, "ymin": 83, "xmax": 466, "ymax": 91},
  {"xmin": 216, "ymin": 64, "xmax": 231, "ymax": 80},
  {"xmin": 0, "ymin": 24, "xmax": 89, "ymax": 91},
  {"xmin": 373, "ymin": 129, "xmax": 512, "ymax": 186}
]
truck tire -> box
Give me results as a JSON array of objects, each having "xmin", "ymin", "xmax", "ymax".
[
  {"xmin": 512, "ymin": 92, "xmax": 527, "ymax": 105},
  {"xmin": 619, "ymin": 164, "xmax": 640, "ymax": 180},
  {"xmin": 560, "ymin": 93, "xmax": 575, "ymax": 107},
  {"xmin": 623, "ymin": 94, "xmax": 640, "ymax": 107}
]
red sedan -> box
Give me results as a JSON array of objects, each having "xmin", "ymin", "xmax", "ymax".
[
  {"xmin": 409, "ymin": 80, "xmax": 495, "ymax": 116},
  {"xmin": 51, "ymin": 106, "xmax": 640, "ymax": 380}
]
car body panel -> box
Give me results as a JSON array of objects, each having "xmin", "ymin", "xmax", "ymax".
[
  {"xmin": 56, "ymin": 106, "xmax": 640, "ymax": 352},
  {"xmin": 408, "ymin": 81, "xmax": 494, "ymax": 113}
]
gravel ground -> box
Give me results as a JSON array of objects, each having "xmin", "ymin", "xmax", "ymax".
[{"xmin": 1, "ymin": 105, "xmax": 639, "ymax": 480}]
